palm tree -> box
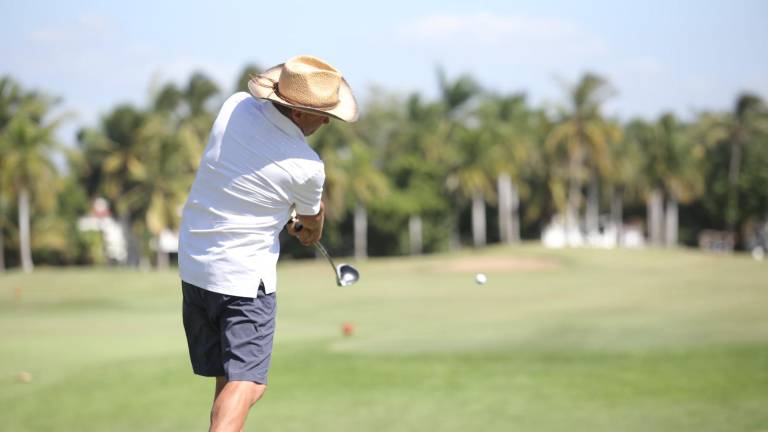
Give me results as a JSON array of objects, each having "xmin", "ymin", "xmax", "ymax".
[
  {"xmin": 133, "ymin": 113, "xmax": 197, "ymax": 268},
  {"xmin": 346, "ymin": 93, "xmax": 401, "ymax": 257},
  {"xmin": 546, "ymin": 73, "xmax": 619, "ymax": 245},
  {"xmin": 152, "ymin": 83, "xmax": 183, "ymax": 114},
  {"xmin": 0, "ymin": 154, "xmax": 7, "ymax": 271},
  {"xmin": 449, "ymin": 126, "xmax": 496, "ymax": 247},
  {"xmin": 0, "ymin": 76, "xmax": 23, "ymax": 271},
  {"xmin": 631, "ymin": 117, "xmax": 666, "ymax": 246},
  {"xmin": 123, "ymin": 75, "xmax": 219, "ymax": 268},
  {"xmin": 310, "ymin": 117, "xmax": 389, "ymax": 259},
  {"xmin": 475, "ymin": 93, "xmax": 535, "ymax": 244},
  {"xmin": 0, "ymin": 95, "xmax": 62, "ymax": 272},
  {"xmin": 436, "ymin": 69, "xmax": 481, "ymax": 248},
  {"xmin": 343, "ymin": 138, "xmax": 389, "ymax": 259},
  {"xmin": 97, "ymin": 105, "xmax": 147, "ymax": 266},
  {"xmin": 310, "ymin": 121, "xmax": 351, "ymax": 224},
  {"xmin": 234, "ymin": 64, "xmax": 263, "ymax": 93},
  {"xmin": 725, "ymin": 95, "xmax": 767, "ymax": 234},
  {"xmin": 655, "ymin": 114, "xmax": 704, "ymax": 246},
  {"xmin": 381, "ymin": 93, "xmax": 450, "ymax": 255},
  {"xmin": 699, "ymin": 94, "xmax": 768, "ymax": 236},
  {"xmin": 607, "ymin": 120, "xmax": 645, "ymax": 245},
  {"xmin": 185, "ymin": 72, "xmax": 220, "ymax": 117},
  {"xmin": 87, "ymin": 73, "xmax": 219, "ymax": 268},
  {"xmin": 180, "ymin": 73, "xmax": 220, "ymax": 171},
  {"xmin": 635, "ymin": 114, "xmax": 704, "ymax": 247}
]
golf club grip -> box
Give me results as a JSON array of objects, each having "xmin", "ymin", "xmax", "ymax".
[
  {"xmin": 291, "ymin": 220, "xmax": 334, "ymax": 260},
  {"xmin": 290, "ymin": 219, "xmax": 337, "ymax": 267},
  {"xmin": 292, "ymin": 219, "xmax": 303, "ymax": 232}
]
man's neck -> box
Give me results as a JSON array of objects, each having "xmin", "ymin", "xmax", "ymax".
[
  {"xmin": 272, "ymin": 102, "xmax": 310, "ymax": 136},
  {"xmin": 272, "ymin": 102, "xmax": 293, "ymax": 120}
]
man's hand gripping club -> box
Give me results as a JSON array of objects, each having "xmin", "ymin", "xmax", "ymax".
[{"xmin": 285, "ymin": 202, "xmax": 325, "ymax": 246}]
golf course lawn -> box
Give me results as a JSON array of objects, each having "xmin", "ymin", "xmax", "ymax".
[{"xmin": 1, "ymin": 245, "xmax": 767, "ymax": 431}]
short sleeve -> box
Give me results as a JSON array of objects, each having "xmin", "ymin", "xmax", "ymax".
[{"xmin": 293, "ymin": 165, "xmax": 325, "ymax": 215}]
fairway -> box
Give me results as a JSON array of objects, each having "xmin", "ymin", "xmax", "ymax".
[{"xmin": 1, "ymin": 246, "xmax": 767, "ymax": 431}]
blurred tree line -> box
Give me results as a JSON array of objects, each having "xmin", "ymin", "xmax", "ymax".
[{"xmin": 0, "ymin": 67, "xmax": 766, "ymax": 272}]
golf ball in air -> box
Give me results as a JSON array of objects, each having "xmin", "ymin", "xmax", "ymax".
[{"xmin": 475, "ymin": 273, "xmax": 487, "ymax": 285}]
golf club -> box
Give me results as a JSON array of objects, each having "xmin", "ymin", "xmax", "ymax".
[{"xmin": 291, "ymin": 220, "xmax": 360, "ymax": 287}]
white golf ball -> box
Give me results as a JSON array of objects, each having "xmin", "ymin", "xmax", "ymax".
[{"xmin": 475, "ymin": 273, "xmax": 487, "ymax": 285}]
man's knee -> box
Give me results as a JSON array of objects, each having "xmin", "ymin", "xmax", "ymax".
[
  {"xmin": 250, "ymin": 383, "xmax": 267, "ymax": 405},
  {"xmin": 229, "ymin": 380, "xmax": 267, "ymax": 406}
]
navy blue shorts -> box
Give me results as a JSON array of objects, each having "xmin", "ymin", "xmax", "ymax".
[{"xmin": 181, "ymin": 280, "xmax": 277, "ymax": 384}]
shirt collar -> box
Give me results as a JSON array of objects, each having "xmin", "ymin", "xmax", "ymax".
[{"xmin": 261, "ymin": 100, "xmax": 306, "ymax": 141}]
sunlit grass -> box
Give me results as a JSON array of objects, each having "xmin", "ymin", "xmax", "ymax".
[{"xmin": 1, "ymin": 245, "xmax": 767, "ymax": 431}]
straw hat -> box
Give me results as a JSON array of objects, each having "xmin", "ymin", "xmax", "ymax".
[{"xmin": 248, "ymin": 55, "xmax": 358, "ymax": 122}]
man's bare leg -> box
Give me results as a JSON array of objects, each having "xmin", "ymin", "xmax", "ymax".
[
  {"xmin": 209, "ymin": 378, "xmax": 266, "ymax": 432},
  {"xmin": 211, "ymin": 377, "xmax": 227, "ymax": 425}
]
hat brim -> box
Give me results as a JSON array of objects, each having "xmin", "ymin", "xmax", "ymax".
[{"xmin": 248, "ymin": 63, "xmax": 359, "ymax": 123}]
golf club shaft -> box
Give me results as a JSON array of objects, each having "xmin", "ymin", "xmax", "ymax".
[
  {"xmin": 291, "ymin": 220, "xmax": 340, "ymax": 283},
  {"xmin": 312, "ymin": 241, "xmax": 340, "ymax": 281}
]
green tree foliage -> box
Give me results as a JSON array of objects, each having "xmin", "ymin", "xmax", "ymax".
[
  {"xmin": 473, "ymin": 93, "xmax": 538, "ymax": 244},
  {"xmin": 375, "ymin": 93, "xmax": 452, "ymax": 254},
  {"xmin": 73, "ymin": 71, "xmax": 220, "ymax": 267},
  {"xmin": 1, "ymin": 67, "xmax": 766, "ymax": 270},
  {"xmin": 234, "ymin": 64, "xmax": 263, "ymax": 93},
  {"xmin": 696, "ymin": 94, "xmax": 768, "ymax": 246},
  {"xmin": 0, "ymin": 76, "xmax": 24, "ymax": 271},
  {"xmin": 546, "ymin": 73, "xmax": 621, "ymax": 242},
  {"xmin": 0, "ymin": 90, "xmax": 64, "ymax": 272}
]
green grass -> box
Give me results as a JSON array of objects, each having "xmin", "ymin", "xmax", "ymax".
[{"xmin": 1, "ymin": 245, "xmax": 767, "ymax": 431}]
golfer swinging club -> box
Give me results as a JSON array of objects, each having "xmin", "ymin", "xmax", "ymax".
[{"xmin": 178, "ymin": 55, "xmax": 358, "ymax": 431}]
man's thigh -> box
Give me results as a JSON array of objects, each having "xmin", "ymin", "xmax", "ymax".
[
  {"xmin": 182, "ymin": 281, "xmax": 225, "ymax": 377},
  {"xmin": 219, "ymin": 285, "xmax": 277, "ymax": 384}
]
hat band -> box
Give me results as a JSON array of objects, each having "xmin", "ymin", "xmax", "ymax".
[{"xmin": 253, "ymin": 75, "xmax": 339, "ymax": 110}]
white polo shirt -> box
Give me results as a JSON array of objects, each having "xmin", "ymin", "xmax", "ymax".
[{"xmin": 178, "ymin": 92, "xmax": 324, "ymax": 298}]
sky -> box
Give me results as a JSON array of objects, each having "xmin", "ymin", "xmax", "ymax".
[{"xmin": 2, "ymin": 0, "xmax": 767, "ymax": 145}]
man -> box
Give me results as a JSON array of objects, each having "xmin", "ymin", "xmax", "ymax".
[{"xmin": 178, "ymin": 55, "xmax": 358, "ymax": 432}]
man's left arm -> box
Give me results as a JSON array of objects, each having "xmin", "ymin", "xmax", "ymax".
[
  {"xmin": 285, "ymin": 201, "xmax": 324, "ymax": 246},
  {"xmin": 286, "ymin": 166, "xmax": 325, "ymax": 245}
]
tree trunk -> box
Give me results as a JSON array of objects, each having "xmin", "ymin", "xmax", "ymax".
[
  {"xmin": 586, "ymin": 173, "xmax": 599, "ymax": 236},
  {"xmin": 450, "ymin": 212, "xmax": 461, "ymax": 251},
  {"xmin": 498, "ymin": 173, "xmax": 511, "ymax": 243},
  {"xmin": 565, "ymin": 149, "xmax": 585, "ymax": 247},
  {"xmin": 119, "ymin": 213, "xmax": 137, "ymax": 267},
  {"xmin": 510, "ymin": 183, "xmax": 520, "ymax": 243},
  {"xmin": 354, "ymin": 203, "xmax": 367, "ymax": 260},
  {"xmin": 0, "ymin": 230, "xmax": 4, "ymax": 272},
  {"xmin": 119, "ymin": 213, "xmax": 130, "ymax": 266},
  {"xmin": 409, "ymin": 214, "xmax": 423, "ymax": 255},
  {"xmin": 647, "ymin": 188, "xmax": 664, "ymax": 246},
  {"xmin": 471, "ymin": 190, "xmax": 486, "ymax": 247},
  {"xmin": 0, "ymin": 219, "xmax": 5, "ymax": 272},
  {"xmin": 497, "ymin": 173, "xmax": 520, "ymax": 244},
  {"xmin": 0, "ymin": 195, "xmax": 5, "ymax": 271},
  {"xmin": 610, "ymin": 186, "xmax": 624, "ymax": 247},
  {"xmin": 0, "ymin": 191, "xmax": 4, "ymax": 272},
  {"xmin": 565, "ymin": 180, "xmax": 581, "ymax": 246},
  {"xmin": 156, "ymin": 241, "xmax": 169, "ymax": 270},
  {"xmin": 726, "ymin": 138, "xmax": 742, "ymax": 233},
  {"xmin": 18, "ymin": 188, "xmax": 34, "ymax": 273},
  {"xmin": 664, "ymin": 196, "xmax": 678, "ymax": 248}
]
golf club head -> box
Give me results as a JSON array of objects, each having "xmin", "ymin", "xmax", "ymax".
[
  {"xmin": 337, "ymin": 264, "xmax": 360, "ymax": 286},
  {"xmin": 291, "ymin": 220, "xmax": 360, "ymax": 287}
]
